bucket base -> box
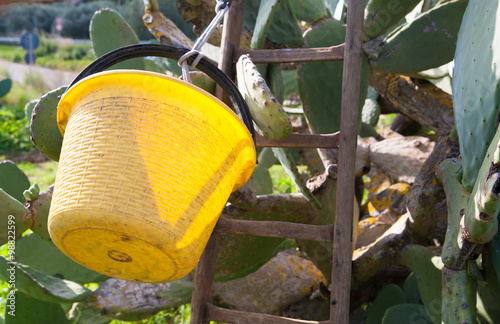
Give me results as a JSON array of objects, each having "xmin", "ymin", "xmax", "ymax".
[{"xmin": 59, "ymin": 227, "xmax": 178, "ymax": 283}]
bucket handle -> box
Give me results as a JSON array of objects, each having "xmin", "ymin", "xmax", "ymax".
[{"xmin": 68, "ymin": 44, "xmax": 256, "ymax": 146}]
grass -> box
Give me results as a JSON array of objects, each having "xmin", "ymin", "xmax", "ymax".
[
  {"xmin": 16, "ymin": 160, "xmax": 58, "ymax": 191},
  {"xmin": 0, "ymin": 37, "xmax": 95, "ymax": 72}
]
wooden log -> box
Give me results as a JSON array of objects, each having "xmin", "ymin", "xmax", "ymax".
[
  {"xmin": 370, "ymin": 71, "xmax": 454, "ymax": 135},
  {"xmin": 190, "ymin": 235, "xmax": 218, "ymax": 324},
  {"xmin": 215, "ymin": 217, "xmax": 334, "ymax": 242},
  {"xmin": 235, "ymin": 45, "xmax": 345, "ymax": 63},
  {"xmin": 369, "ymin": 136, "xmax": 435, "ymax": 183},
  {"xmin": 406, "ymin": 135, "xmax": 460, "ymax": 241},
  {"xmin": 206, "ymin": 304, "xmax": 329, "ymax": 324},
  {"xmin": 331, "ymin": 0, "xmax": 365, "ymax": 322},
  {"xmin": 256, "ymin": 133, "xmax": 339, "ymax": 148}
]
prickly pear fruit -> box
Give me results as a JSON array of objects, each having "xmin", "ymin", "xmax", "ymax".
[
  {"xmin": 289, "ymin": 0, "xmax": 328, "ymax": 24},
  {"xmin": 90, "ymin": 9, "xmax": 144, "ymax": 71},
  {"xmin": 30, "ymin": 86, "xmax": 66, "ymax": 161},
  {"xmin": 453, "ymin": 0, "xmax": 500, "ymax": 191},
  {"xmin": 364, "ymin": 0, "xmax": 421, "ymax": 40},
  {"xmin": 23, "ymin": 183, "xmax": 39, "ymax": 202},
  {"xmin": 26, "ymin": 186, "xmax": 54, "ymax": 245},
  {"xmin": 236, "ymin": 55, "xmax": 292, "ymax": 140},
  {"xmin": 372, "ymin": 0, "xmax": 468, "ymax": 75},
  {"xmin": 298, "ymin": 18, "xmax": 369, "ymax": 134}
]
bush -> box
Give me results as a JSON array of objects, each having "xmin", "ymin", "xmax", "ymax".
[
  {"xmin": 61, "ymin": 1, "xmax": 117, "ymax": 39},
  {"xmin": 0, "ymin": 0, "xmax": 195, "ymax": 40},
  {"xmin": 0, "ymin": 4, "xmax": 65, "ymax": 35}
]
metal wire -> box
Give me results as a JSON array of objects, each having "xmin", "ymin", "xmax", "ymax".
[{"xmin": 177, "ymin": 0, "xmax": 232, "ymax": 83}]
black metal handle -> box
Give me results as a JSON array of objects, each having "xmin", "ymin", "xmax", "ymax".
[{"xmin": 68, "ymin": 44, "xmax": 255, "ymax": 146}]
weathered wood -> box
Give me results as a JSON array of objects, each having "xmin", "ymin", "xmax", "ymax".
[
  {"xmin": 352, "ymin": 214, "xmax": 411, "ymax": 289},
  {"xmin": 235, "ymin": 45, "xmax": 345, "ymax": 63},
  {"xmin": 370, "ymin": 71, "xmax": 454, "ymax": 135},
  {"xmin": 215, "ymin": 217, "xmax": 334, "ymax": 242},
  {"xmin": 331, "ymin": 0, "xmax": 364, "ymax": 322},
  {"xmin": 206, "ymin": 304, "xmax": 329, "ymax": 324},
  {"xmin": 190, "ymin": 235, "xmax": 218, "ymax": 324},
  {"xmin": 390, "ymin": 113, "xmax": 414, "ymax": 134},
  {"xmin": 142, "ymin": 8, "xmax": 193, "ymax": 49},
  {"xmin": 256, "ymin": 133, "xmax": 339, "ymax": 148},
  {"xmin": 216, "ymin": 0, "xmax": 245, "ymax": 100},
  {"xmin": 406, "ymin": 135, "xmax": 460, "ymax": 242},
  {"xmin": 369, "ymin": 136, "xmax": 435, "ymax": 183}
]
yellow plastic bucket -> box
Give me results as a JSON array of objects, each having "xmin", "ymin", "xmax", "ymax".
[{"xmin": 48, "ymin": 67, "xmax": 256, "ymax": 283}]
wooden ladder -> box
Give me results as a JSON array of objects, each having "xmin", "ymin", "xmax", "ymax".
[{"xmin": 190, "ymin": 0, "xmax": 365, "ymax": 323}]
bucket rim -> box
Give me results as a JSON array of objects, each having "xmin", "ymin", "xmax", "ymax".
[
  {"xmin": 57, "ymin": 69, "xmax": 248, "ymax": 137},
  {"xmin": 56, "ymin": 69, "xmax": 256, "ymax": 191}
]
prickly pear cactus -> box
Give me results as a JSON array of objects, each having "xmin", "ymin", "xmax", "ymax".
[
  {"xmin": 0, "ymin": 254, "xmax": 92, "ymax": 304},
  {"xmin": 289, "ymin": 0, "xmax": 328, "ymax": 24},
  {"xmin": 236, "ymin": 55, "xmax": 292, "ymax": 140},
  {"xmin": 251, "ymin": 0, "xmax": 282, "ymax": 50},
  {"xmin": 382, "ymin": 304, "xmax": 433, "ymax": 324},
  {"xmin": 453, "ymin": 0, "xmax": 500, "ymax": 191},
  {"xmin": 30, "ymin": 86, "xmax": 66, "ymax": 161},
  {"xmin": 363, "ymin": 0, "xmax": 421, "ymax": 40},
  {"xmin": 5, "ymin": 291, "xmax": 68, "ymax": 324},
  {"xmin": 298, "ymin": 18, "xmax": 369, "ymax": 134},
  {"xmin": 90, "ymin": 9, "xmax": 144, "ymax": 70},
  {"xmin": 0, "ymin": 160, "xmax": 30, "ymax": 202},
  {"xmin": 243, "ymin": 0, "xmax": 303, "ymax": 47},
  {"xmin": 24, "ymin": 99, "xmax": 39, "ymax": 124},
  {"xmin": 372, "ymin": 0, "xmax": 468, "ymax": 75},
  {"xmin": 0, "ymin": 78, "xmax": 12, "ymax": 98},
  {"xmin": 366, "ymin": 284, "xmax": 406, "ymax": 324},
  {"xmin": 15, "ymin": 233, "xmax": 108, "ymax": 284}
]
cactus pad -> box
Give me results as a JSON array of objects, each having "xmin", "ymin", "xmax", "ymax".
[
  {"xmin": 289, "ymin": 0, "xmax": 328, "ymax": 24},
  {"xmin": 0, "ymin": 78, "xmax": 12, "ymax": 98},
  {"xmin": 90, "ymin": 9, "xmax": 144, "ymax": 71},
  {"xmin": 244, "ymin": 0, "xmax": 303, "ymax": 47},
  {"xmin": 453, "ymin": 0, "xmax": 500, "ymax": 191},
  {"xmin": 364, "ymin": 0, "xmax": 421, "ymax": 40},
  {"xmin": 372, "ymin": 0, "xmax": 468, "ymax": 75},
  {"xmin": 236, "ymin": 54, "xmax": 292, "ymax": 140},
  {"xmin": 298, "ymin": 18, "xmax": 369, "ymax": 134},
  {"xmin": 30, "ymin": 86, "xmax": 66, "ymax": 161},
  {"xmin": 366, "ymin": 284, "xmax": 406, "ymax": 324},
  {"xmin": 0, "ymin": 160, "xmax": 30, "ymax": 202}
]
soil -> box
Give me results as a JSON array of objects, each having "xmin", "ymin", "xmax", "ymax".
[{"xmin": 4, "ymin": 150, "xmax": 50, "ymax": 164}]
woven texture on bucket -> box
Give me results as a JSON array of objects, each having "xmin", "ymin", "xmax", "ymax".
[{"xmin": 48, "ymin": 71, "xmax": 255, "ymax": 283}]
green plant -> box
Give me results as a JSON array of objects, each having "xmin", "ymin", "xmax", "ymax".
[{"xmin": 7, "ymin": 0, "xmax": 500, "ymax": 323}]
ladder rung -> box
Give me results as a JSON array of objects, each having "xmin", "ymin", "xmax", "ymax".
[
  {"xmin": 215, "ymin": 218, "xmax": 334, "ymax": 242},
  {"xmin": 206, "ymin": 303, "xmax": 330, "ymax": 324},
  {"xmin": 256, "ymin": 133, "xmax": 339, "ymax": 148},
  {"xmin": 235, "ymin": 45, "xmax": 345, "ymax": 63}
]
